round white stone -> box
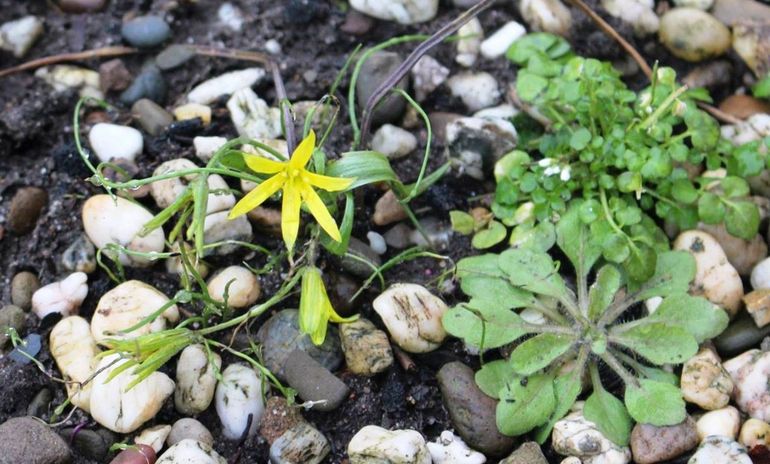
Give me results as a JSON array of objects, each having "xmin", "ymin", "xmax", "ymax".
[
  {"xmin": 88, "ymin": 123, "xmax": 143, "ymax": 163},
  {"xmin": 31, "ymin": 272, "xmax": 88, "ymax": 319},
  {"xmin": 215, "ymin": 364, "xmax": 265, "ymax": 440},
  {"xmin": 49, "ymin": 315, "xmax": 100, "ymax": 411}
]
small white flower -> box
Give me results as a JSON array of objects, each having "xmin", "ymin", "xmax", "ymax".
[
  {"xmin": 538, "ymin": 158, "xmax": 554, "ymax": 167},
  {"xmin": 560, "ymin": 166, "xmax": 571, "ymax": 181},
  {"xmin": 544, "ymin": 166, "xmax": 560, "ymax": 176}
]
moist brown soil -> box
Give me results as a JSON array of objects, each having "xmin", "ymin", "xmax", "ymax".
[{"xmin": 0, "ymin": 0, "xmax": 752, "ymax": 463}]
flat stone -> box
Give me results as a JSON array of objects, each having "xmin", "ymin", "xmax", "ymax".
[
  {"xmin": 437, "ymin": 361, "xmax": 516, "ymax": 456},
  {"xmin": 131, "ymin": 99, "xmax": 173, "ymax": 136},
  {"xmin": 0, "ymin": 416, "xmax": 71, "ymax": 464},
  {"xmin": 355, "ymin": 51, "xmax": 408, "ymax": 127},
  {"xmin": 715, "ymin": 311, "xmax": 770, "ymax": 357},
  {"xmin": 120, "ymin": 65, "xmax": 167, "ymax": 106},
  {"xmin": 11, "ymin": 271, "xmax": 39, "ymax": 310},
  {"xmin": 121, "ymin": 15, "xmax": 170, "ymax": 48},
  {"xmin": 283, "ymin": 349, "xmax": 349, "ymax": 412},
  {"xmin": 155, "ymin": 45, "xmax": 196, "ymax": 71},
  {"xmin": 269, "ymin": 422, "xmax": 330, "ymax": 464},
  {"xmin": 339, "ymin": 318, "xmax": 394, "ymax": 376},
  {"xmin": 630, "ymin": 417, "xmax": 698, "ymax": 464},
  {"xmin": 500, "ymin": 441, "xmax": 548, "ymax": 464}
]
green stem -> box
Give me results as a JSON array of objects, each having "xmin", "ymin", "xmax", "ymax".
[{"xmin": 638, "ymin": 84, "xmax": 689, "ymax": 131}]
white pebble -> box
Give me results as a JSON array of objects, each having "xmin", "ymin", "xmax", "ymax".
[
  {"xmin": 31, "ymin": 272, "xmax": 88, "ymax": 319},
  {"xmin": 88, "ymin": 123, "xmax": 143, "ymax": 163},
  {"xmin": 157, "ymin": 439, "xmax": 227, "ymax": 464},
  {"xmin": 688, "ymin": 436, "xmax": 751, "ymax": 463},
  {"xmin": 696, "ymin": 406, "xmax": 741, "ymax": 441},
  {"xmin": 227, "ymin": 88, "xmax": 282, "ymax": 140},
  {"xmin": 411, "ymin": 55, "xmax": 449, "ymax": 101},
  {"xmin": 739, "ymin": 418, "xmax": 770, "ymax": 449},
  {"xmin": 520, "ymin": 0, "xmax": 572, "ymax": 37},
  {"xmin": 752, "ymin": 257, "xmax": 770, "ymax": 290},
  {"xmin": 215, "ymin": 364, "xmax": 265, "ymax": 440},
  {"xmin": 349, "ymin": 0, "xmax": 439, "ymax": 24},
  {"xmin": 135, "ymin": 424, "xmax": 171, "ymax": 454},
  {"xmin": 367, "ymin": 231, "xmax": 387, "ymax": 255},
  {"xmin": 35, "ymin": 65, "xmax": 103, "ymax": 99},
  {"xmin": 456, "ymin": 18, "xmax": 483, "ymax": 67},
  {"xmin": 90, "ymin": 354, "xmax": 175, "ymax": 434},
  {"xmin": 264, "ymin": 39, "xmax": 282, "ymax": 55},
  {"xmin": 447, "ymin": 72, "xmax": 501, "ymax": 112},
  {"xmin": 217, "ymin": 3, "xmax": 244, "ymax": 32},
  {"xmin": 174, "ymin": 103, "xmax": 212, "ymax": 125},
  {"xmin": 373, "ymin": 283, "xmax": 449, "ymax": 353},
  {"xmin": 206, "ymin": 266, "xmax": 261, "ymax": 309},
  {"xmin": 427, "ymin": 431, "xmax": 486, "ymax": 464},
  {"xmin": 49, "ymin": 316, "xmax": 100, "ymax": 411},
  {"xmin": 480, "ymin": 21, "xmax": 527, "ymax": 59},
  {"xmin": 0, "ymin": 16, "xmax": 43, "ymax": 58},
  {"xmin": 175, "ymin": 344, "xmax": 222, "ymax": 415},
  {"xmin": 193, "ymin": 136, "xmax": 228, "ymax": 162},
  {"xmin": 187, "ymin": 68, "xmax": 266, "ymax": 105},
  {"xmin": 348, "ymin": 425, "xmax": 431, "ymax": 464},
  {"xmin": 371, "ymin": 124, "xmax": 417, "ymax": 160}
]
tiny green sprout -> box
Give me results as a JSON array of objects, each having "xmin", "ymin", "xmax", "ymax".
[{"xmin": 442, "ymin": 202, "xmax": 729, "ymax": 446}]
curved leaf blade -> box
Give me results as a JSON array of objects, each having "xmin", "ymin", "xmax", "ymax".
[
  {"xmin": 497, "ymin": 373, "xmax": 556, "ymax": 436},
  {"xmin": 509, "ymin": 333, "xmax": 574, "ymax": 375},
  {"xmin": 624, "ymin": 379, "xmax": 686, "ymax": 426}
]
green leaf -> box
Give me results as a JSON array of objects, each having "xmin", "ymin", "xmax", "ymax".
[
  {"xmin": 617, "ymin": 171, "xmax": 642, "ymax": 193},
  {"xmin": 472, "ymin": 220, "xmax": 508, "ymax": 249},
  {"xmin": 725, "ymin": 201, "xmax": 760, "ymax": 240},
  {"xmin": 509, "ymin": 221, "xmax": 556, "ymax": 252},
  {"xmin": 475, "ymin": 360, "xmax": 510, "ymax": 399},
  {"xmin": 498, "ymin": 248, "xmax": 569, "ymax": 298},
  {"xmin": 632, "ymin": 251, "xmax": 696, "ymax": 302},
  {"xmin": 602, "ymin": 233, "xmax": 630, "ymax": 263},
  {"xmin": 321, "ymin": 192, "xmax": 354, "ymax": 256},
  {"xmin": 671, "ymin": 179, "xmax": 698, "ymax": 204},
  {"xmin": 326, "ymin": 151, "xmax": 400, "ymax": 190},
  {"xmin": 753, "ymin": 73, "xmax": 770, "ymax": 98},
  {"xmin": 633, "ymin": 364, "xmax": 680, "ymax": 385},
  {"xmin": 611, "ymin": 322, "xmax": 698, "ymax": 365},
  {"xmin": 721, "ymin": 176, "xmax": 750, "ymax": 198},
  {"xmin": 584, "ymin": 388, "xmax": 632, "ymax": 446},
  {"xmin": 646, "ymin": 294, "xmax": 728, "ymax": 343},
  {"xmin": 450, "ymin": 211, "xmax": 475, "ymax": 235},
  {"xmin": 517, "ymin": 71, "xmax": 549, "ymax": 101},
  {"xmin": 509, "ymin": 334, "xmax": 575, "ymax": 375},
  {"xmin": 570, "ymin": 128, "xmax": 592, "ymax": 150},
  {"xmin": 625, "ymin": 379, "xmax": 686, "ymax": 426},
  {"xmin": 624, "ymin": 243, "xmax": 656, "ymax": 283},
  {"xmin": 534, "ymin": 370, "xmax": 583, "ymax": 443},
  {"xmin": 557, "ymin": 202, "xmax": 602, "ymax": 277},
  {"xmin": 497, "ymin": 373, "xmax": 556, "ymax": 436},
  {"xmin": 697, "ymin": 192, "xmax": 725, "ymax": 224},
  {"xmin": 494, "ymin": 150, "xmax": 532, "ymax": 183},
  {"xmin": 442, "ymin": 301, "xmax": 530, "ymax": 349},
  {"xmin": 456, "ymin": 255, "xmax": 537, "ymax": 308},
  {"xmin": 588, "ymin": 265, "xmax": 622, "ymax": 321}
]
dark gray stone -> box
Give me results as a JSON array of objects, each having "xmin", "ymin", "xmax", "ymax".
[
  {"xmin": 437, "ymin": 361, "xmax": 517, "ymax": 457},
  {"xmin": 121, "ymin": 15, "xmax": 170, "ymax": 48},
  {"xmin": 26, "ymin": 388, "xmax": 52, "ymax": 418},
  {"xmin": 355, "ymin": 51, "xmax": 408, "ymax": 127},
  {"xmin": 120, "ymin": 65, "xmax": 167, "ymax": 106},
  {"xmin": 8, "ymin": 333, "xmax": 41, "ymax": 365},
  {"xmin": 339, "ymin": 237, "xmax": 381, "ymax": 278},
  {"xmin": 256, "ymin": 309, "xmax": 343, "ymax": 380},
  {"xmin": 0, "ymin": 416, "xmax": 71, "ymax": 464},
  {"xmin": 714, "ymin": 311, "xmax": 770, "ymax": 358},
  {"xmin": 155, "ymin": 45, "xmax": 196, "ymax": 70},
  {"xmin": 131, "ymin": 98, "xmax": 173, "ymax": 136},
  {"xmin": 283, "ymin": 349, "xmax": 349, "ymax": 412},
  {"xmin": 60, "ymin": 428, "xmax": 114, "ymax": 462}
]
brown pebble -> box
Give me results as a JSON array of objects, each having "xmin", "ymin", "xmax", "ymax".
[
  {"xmin": 630, "ymin": 416, "xmax": 698, "ymax": 464},
  {"xmin": 258, "ymin": 396, "xmax": 304, "ymax": 445},
  {"xmin": 99, "ymin": 59, "xmax": 132, "ymax": 93},
  {"xmin": 682, "ymin": 61, "xmax": 732, "ymax": 90},
  {"xmin": 340, "ymin": 9, "xmax": 374, "ymax": 35},
  {"xmin": 11, "ymin": 271, "xmax": 40, "ymax": 310},
  {"xmin": 719, "ymin": 94, "xmax": 770, "ymax": 120},
  {"xmin": 246, "ymin": 206, "xmax": 282, "ymax": 236},
  {"xmin": 85, "ymin": 111, "xmax": 110, "ymax": 125},
  {"xmin": 745, "ymin": 289, "xmax": 770, "ymax": 327},
  {"xmin": 7, "ymin": 187, "xmax": 48, "ymax": 235},
  {"xmin": 59, "ymin": 0, "xmax": 106, "ymax": 13},
  {"xmin": 109, "ymin": 444, "xmax": 156, "ymax": 464},
  {"xmin": 373, "ymin": 190, "xmax": 407, "ymax": 226}
]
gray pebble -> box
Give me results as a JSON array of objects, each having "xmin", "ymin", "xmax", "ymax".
[
  {"xmin": 155, "ymin": 44, "xmax": 196, "ymax": 70},
  {"xmin": 120, "ymin": 64, "xmax": 167, "ymax": 106},
  {"xmin": 714, "ymin": 311, "xmax": 770, "ymax": 358},
  {"xmin": 132, "ymin": 98, "xmax": 173, "ymax": 136},
  {"xmin": 0, "ymin": 416, "xmax": 71, "ymax": 464},
  {"xmin": 11, "ymin": 271, "xmax": 39, "ymax": 310},
  {"xmin": 256, "ymin": 309, "xmax": 343, "ymax": 380},
  {"xmin": 355, "ymin": 51, "xmax": 408, "ymax": 127},
  {"xmin": 283, "ymin": 349, "xmax": 349, "ymax": 412},
  {"xmin": 8, "ymin": 333, "xmax": 41, "ymax": 365},
  {"xmin": 167, "ymin": 418, "xmax": 214, "ymax": 447},
  {"xmin": 0, "ymin": 305, "xmax": 25, "ymax": 348},
  {"xmin": 26, "ymin": 388, "xmax": 52, "ymax": 418},
  {"xmin": 62, "ymin": 234, "xmax": 96, "ymax": 273},
  {"xmin": 437, "ymin": 361, "xmax": 516, "ymax": 457},
  {"xmin": 339, "ymin": 237, "xmax": 381, "ymax": 278},
  {"xmin": 500, "ymin": 442, "xmax": 548, "ymax": 464},
  {"xmin": 61, "ymin": 427, "xmax": 115, "ymax": 462},
  {"xmin": 121, "ymin": 15, "xmax": 171, "ymax": 48}
]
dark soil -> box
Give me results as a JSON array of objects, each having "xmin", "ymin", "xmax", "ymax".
[{"xmin": 0, "ymin": 0, "xmax": 754, "ymax": 463}]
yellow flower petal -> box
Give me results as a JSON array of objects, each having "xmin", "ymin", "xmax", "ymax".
[
  {"xmin": 281, "ymin": 178, "xmax": 302, "ymax": 250},
  {"xmin": 228, "ymin": 174, "xmax": 285, "ymax": 219},
  {"xmin": 289, "ymin": 129, "xmax": 316, "ymax": 169},
  {"xmin": 327, "ymin": 306, "xmax": 359, "ymax": 324},
  {"xmin": 244, "ymin": 154, "xmax": 285, "ymax": 174},
  {"xmin": 304, "ymin": 172, "xmax": 355, "ymax": 192},
  {"xmin": 300, "ymin": 184, "xmax": 342, "ymax": 242}
]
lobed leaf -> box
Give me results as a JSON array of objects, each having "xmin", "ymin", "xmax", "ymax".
[
  {"xmin": 630, "ymin": 251, "xmax": 695, "ymax": 302},
  {"xmin": 456, "ymin": 255, "xmax": 538, "ymax": 309}
]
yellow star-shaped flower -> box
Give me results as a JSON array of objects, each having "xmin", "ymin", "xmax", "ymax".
[{"xmin": 228, "ymin": 130, "xmax": 354, "ymax": 251}]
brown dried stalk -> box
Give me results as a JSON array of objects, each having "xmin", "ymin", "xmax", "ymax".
[{"xmin": 0, "ymin": 46, "xmax": 137, "ymax": 78}]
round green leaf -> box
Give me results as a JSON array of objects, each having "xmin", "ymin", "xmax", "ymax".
[
  {"xmin": 450, "ymin": 211, "xmax": 475, "ymax": 235},
  {"xmin": 725, "ymin": 201, "xmax": 760, "ymax": 240},
  {"xmin": 570, "ymin": 128, "xmax": 592, "ymax": 150},
  {"xmin": 475, "ymin": 360, "xmax": 510, "ymax": 399},
  {"xmin": 721, "ymin": 176, "xmax": 750, "ymax": 198},
  {"xmin": 624, "ymin": 379, "xmax": 686, "ymax": 426},
  {"xmin": 671, "ymin": 179, "xmax": 698, "ymax": 205},
  {"xmin": 697, "ymin": 192, "xmax": 725, "ymax": 224},
  {"xmin": 472, "ymin": 220, "xmax": 508, "ymax": 249}
]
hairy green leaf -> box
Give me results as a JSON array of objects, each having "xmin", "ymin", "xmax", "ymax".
[
  {"xmin": 473, "ymin": 220, "xmax": 507, "ymax": 249},
  {"xmin": 631, "ymin": 251, "xmax": 695, "ymax": 302},
  {"xmin": 442, "ymin": 301, "xmax": 530, "ymax": 349},
  {"xmin": 584, "ymin": 387, "xmax": 632, "ymax": 446},
  {"xmin": 612, "ymin": 322, "xmax": 698, "ymax": 365},
  {"xmin": 725, "ymin": 201, "xmax": 760, "ymax": 240},
  {"xmin": 498, "ymin": 248, "xmax": 568, "ymax": 298},
  {"xmin": 534, "ymin": 369, "xmax": 583, "ymax": 443},
  {"xmin": 588, "ymin": 265, "xmax": 622, "ymax": 320},
  {"xmin": 475, "ymin": 360, "xmax": 510, "ymax": 399},
  {"xmin": 509, "ymin": 334, "xmax": 575, "ymax": 375},
  {"xmin": 497, "ymin": 373, "xmax": 556, "ymax": 436},
  {"xmin": 646, "ymin": 294, "xmax": 729, "ymax": 343},
  {"xmin": 557, "ymin": 202, "xmax": 601, "ymax": 278},
  {"xmin": 456, "ymin": 255, "xmax": 537, "ymax": 309},
  {"xmin": 625, "ymin": 379, "xmax": 686, "ymax": 426}
]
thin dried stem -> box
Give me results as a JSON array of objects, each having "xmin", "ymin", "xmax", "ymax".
[
  {"xmin": 358, "ymin": 0, "xmax": 495, "ymax": 145},
  {"xmin": 0, "ymin": 46, "xmax": 137, "ymax": 78}
]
